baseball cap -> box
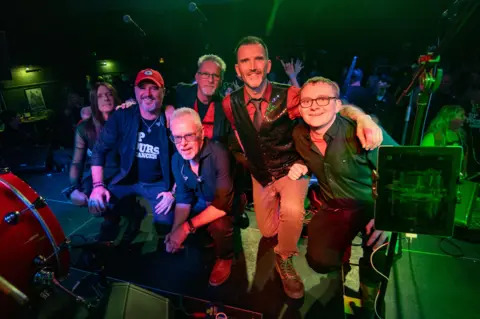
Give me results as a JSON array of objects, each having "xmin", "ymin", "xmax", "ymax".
[{"xmin": 135, "ymin": 69, "xmax": 165, "ymax": 88}]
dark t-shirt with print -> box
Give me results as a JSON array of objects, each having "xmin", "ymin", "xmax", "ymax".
[{"xmin": 131, "ymin": 118, "xmax": 164, "ymax": 183}]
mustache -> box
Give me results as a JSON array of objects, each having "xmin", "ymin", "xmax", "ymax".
[
  {"xmin": 247, "ymin": 70, "xmax": 262, "ymax": 76},
  {"xmin": 141, "ymin": 96, "xmax": 155, "ymax": 100}
]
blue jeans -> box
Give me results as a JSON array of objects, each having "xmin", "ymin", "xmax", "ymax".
[{"xmin": 108, "ymin": 182, "xmax": 173, "ymax": 225}]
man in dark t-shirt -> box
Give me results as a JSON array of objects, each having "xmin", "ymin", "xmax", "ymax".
[{"xmin": 90, "ymin": 69, "xmax": 176, "ymax": 240}]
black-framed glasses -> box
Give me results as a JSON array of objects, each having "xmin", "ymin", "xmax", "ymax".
[
  {"xmin": 169, "ymin": 130, "xmax": 202, "ymax": 144},
  {"xmin": 197, "ymin": 72, "xmax": 221, "ymax": 81},
  {"xmin": 300, "ymin": 96, "xmax": 338, "ymax": 108}
]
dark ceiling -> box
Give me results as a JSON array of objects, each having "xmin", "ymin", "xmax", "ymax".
[{"xmin": 0, "ymin": 0, "xmax": 478, "ymax": 75}]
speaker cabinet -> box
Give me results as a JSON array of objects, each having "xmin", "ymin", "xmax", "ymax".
[
  {"xmin": 455, "ymin": 181, "xmax": 480, "ymax": 228},
  {"xmin": 103, "ymin": 283, "xmax": 173, "ymax": 319}
]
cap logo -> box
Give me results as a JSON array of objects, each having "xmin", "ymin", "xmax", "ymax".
[{"xmin": 144, "ymin": 70, "xmax": 153, "ymax": 76}]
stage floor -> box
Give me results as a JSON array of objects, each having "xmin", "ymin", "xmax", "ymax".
[{"xmin": 19, "ymin": 172, "xmax": 480, "ymax": 319}]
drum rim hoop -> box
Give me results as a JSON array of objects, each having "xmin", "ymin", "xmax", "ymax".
[{"xmin": 0, "ymin": 177, "xmax": 63, "ymax": 273}]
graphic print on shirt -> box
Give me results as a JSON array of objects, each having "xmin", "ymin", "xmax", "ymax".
[
  {"xmin": 136, "ymin": 131, "xmax": 160, "ymax": 159},
  {"xmin": 467, "ymin": 103, "xmax": 480, "ymax": 129}
]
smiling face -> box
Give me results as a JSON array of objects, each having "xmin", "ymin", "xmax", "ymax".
[
  {"xmin": 170, "ymin": 115, "xmax": 204, "ymax": 161},
  {"xmin": 299, "ymin": 82, "xmax": 342, "ymax": 131},
  {"xmin": 195, "ymin": 60, "xmax": 222, "ymax": 98},
  {"xmin": 134, "ymin": 81, "xmax": 164, "ymax": 114},
  {"xmin": 235, "ymin": 43, "xmax": 271, "ymax": 90}
]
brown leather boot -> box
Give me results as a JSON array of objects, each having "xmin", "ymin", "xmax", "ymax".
[
  {"xmin": 275, "ymin": 254, "xmax": 304, "ymax": 299},
  {"xmin": 209, "ymin": 259, "xmax": 233, "ymax": 286}
]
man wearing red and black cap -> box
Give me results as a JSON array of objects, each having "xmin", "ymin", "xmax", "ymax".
[{"xmin": 89, "ymin": 69, "xmax": 176, "ymax": 240}]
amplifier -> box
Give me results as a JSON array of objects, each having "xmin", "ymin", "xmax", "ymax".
[
  {"xmin": 102, "ymin": 283, "xmax": 173, "ymax": 319},
  {"xmin": 455, "ymin": 181, "xmax": 480, "ymax": 229}
]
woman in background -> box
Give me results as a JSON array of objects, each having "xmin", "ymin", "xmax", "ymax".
[
  {"xmin": 421, "ymin": 104, "xmax": 467, "ymax": 174},
  {"xmin": 64, "ymin": 82, "xmax": 125, "ymax": 205}
]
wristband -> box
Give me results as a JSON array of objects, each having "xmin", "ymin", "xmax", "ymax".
[{"xmin": 93, "ymin": 182, "xmax": 106, "ymax": 189}]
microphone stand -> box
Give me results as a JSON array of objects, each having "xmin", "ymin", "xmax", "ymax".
[{"xmin": 377, "ymin": 0, "xmax": 480, "ymax": 317}]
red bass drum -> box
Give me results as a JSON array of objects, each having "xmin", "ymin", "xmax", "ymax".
[{"xmin": 0, "ymin": 170, "xmax": 70, "ymax": 318}]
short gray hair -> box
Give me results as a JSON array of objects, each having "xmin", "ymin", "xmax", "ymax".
[
  {"xmin": 197, "ymin": 54, "xmax": 226, "ymax": 76},
  {"xmin": 170, "ymin": 107, "xmax": 202, "ymax": 130}
]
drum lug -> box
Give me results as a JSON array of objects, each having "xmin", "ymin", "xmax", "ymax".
[
  {"xmin": 34, "ymin": 270, "xmax": 54, "ymax": 286},
  {"xmin": 0, "ymin": 167, "xmax": 10, "ymax": 174},
  {"xmin": 4, "ymin": 211, "xmax": 20, "ymax": 225},
  {"xmin": 34, "ymin": 255, "xmax": 47, "ymax": 266},
  {"xmin": 33, "ymin": 196, "xmax": 47, "ymax": 209}
]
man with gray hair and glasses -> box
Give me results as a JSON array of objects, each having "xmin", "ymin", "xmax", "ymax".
[
  {"xmin": 165, "ymin": 107, "xmax": 235, "ymax": 286},
  {"xmin": 167, "ymin": 54, "xmax": 231, "ymax": 144}
]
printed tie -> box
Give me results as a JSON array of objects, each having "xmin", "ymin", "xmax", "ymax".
[{"xmin": 252, "ymin": 99, "xmax": 263, "ymax": 131}]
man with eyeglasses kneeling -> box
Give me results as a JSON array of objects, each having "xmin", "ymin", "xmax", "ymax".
[
  {"xmin": 165, "ymin": 107, "xmax": 235, "ymax": 286},
  {"xmin": 292, "ymin": 77, "xmax": 398, "ymax": 318}
]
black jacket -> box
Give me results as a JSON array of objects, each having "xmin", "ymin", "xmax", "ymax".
[
  {"xmin": 174, "ymin": 83, "xmax": 231, "ymax": 145},
  {"xmin": 91, "ymin": 106, "xmax": 174, "ymax": 188}
]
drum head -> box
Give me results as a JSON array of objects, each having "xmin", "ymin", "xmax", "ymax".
[{"xmin": 0, "ymin": 171, "xmax": 69, "ymax": 316}]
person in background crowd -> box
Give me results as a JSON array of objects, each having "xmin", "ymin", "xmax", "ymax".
[
  {"xmin": 80, "ymin": 106, "xmax": 92, "ymax": 121},
  {"xmin": 292, "ymin": 76, "xmax": 397, "ymax": 317},
  {"xmin": 280, "ymin": 58, "xmax": 303, "ymax": 88},
  {"xmin": 344, "ymin": 68, "xmax": 373, "ymax": 111},
  {"xmin": 222, "ymin": 36, "xmax": 384, "ymax": 299},
  {"xmin": 421, "ymin": 104, "xmax": 467, "ymax": 175},
  {"xmin": 166, "ymin": 108, "xmax": 235, "ymax": 286},
  {"xmin": 89, "ymin": 69, "xmax": 176, "ymax": 240}
]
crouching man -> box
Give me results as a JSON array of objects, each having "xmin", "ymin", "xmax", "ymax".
[
  {"xmin": 165, "ymin": 107, "xmax": 234, "ymax": 287},
  {"xmin": 292, "ymin": 77, "xmax": 398, "ymax": 317}
]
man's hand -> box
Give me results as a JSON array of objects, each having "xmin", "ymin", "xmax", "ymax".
[
  {"xmin": 115, "ymin": 99, "xmax": 137, "ymax": 110},
  {"xmin": 88, "ymin": 186, "xmax": 111, "ymax": 216},
  {"xmin": 70, "ymin": 189, "xmax": 88, "ymax": 206},
  {"xmin": 356, "ymin": 115, "xmax": 383, "ymax": 150},
  {"xmin": 365, "ymin": 219, "xmax": 390, "ymax": 249},
  {"xmin": 164, "ymin": 224, "xmax": 188, "ymax": 253},
  {"xmin": 155, "ymin": 191, "xmax": 175, "ymax": 215},
  {"xmin": 288, "ymin": 163, "xmax": 308, "ymax": 180}
]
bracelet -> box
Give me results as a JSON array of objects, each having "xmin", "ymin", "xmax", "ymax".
[{"xmin": 92, "ymin": 182, "xmax": 106, "ymax": 189}]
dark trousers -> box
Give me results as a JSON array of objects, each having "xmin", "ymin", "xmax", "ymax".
[
  {"xmin": 190, "ymin": 199, "xmax": 234, "ymax": 260},
  {"xmin": 306, "ymin": 207, "xmax": 388, "ymax": 287}
]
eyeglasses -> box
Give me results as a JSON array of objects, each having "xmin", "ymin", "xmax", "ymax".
[
  {"xmin": 197, "ymin": 72, "xmax": 221, "ymax": 81},
  {"xmin": 170, "ymin": 130, "xmax": 202, "ymax": 144},
  {"xmin": 300, "ymin": 96, "xmax": 338, "ymax": 108}
]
